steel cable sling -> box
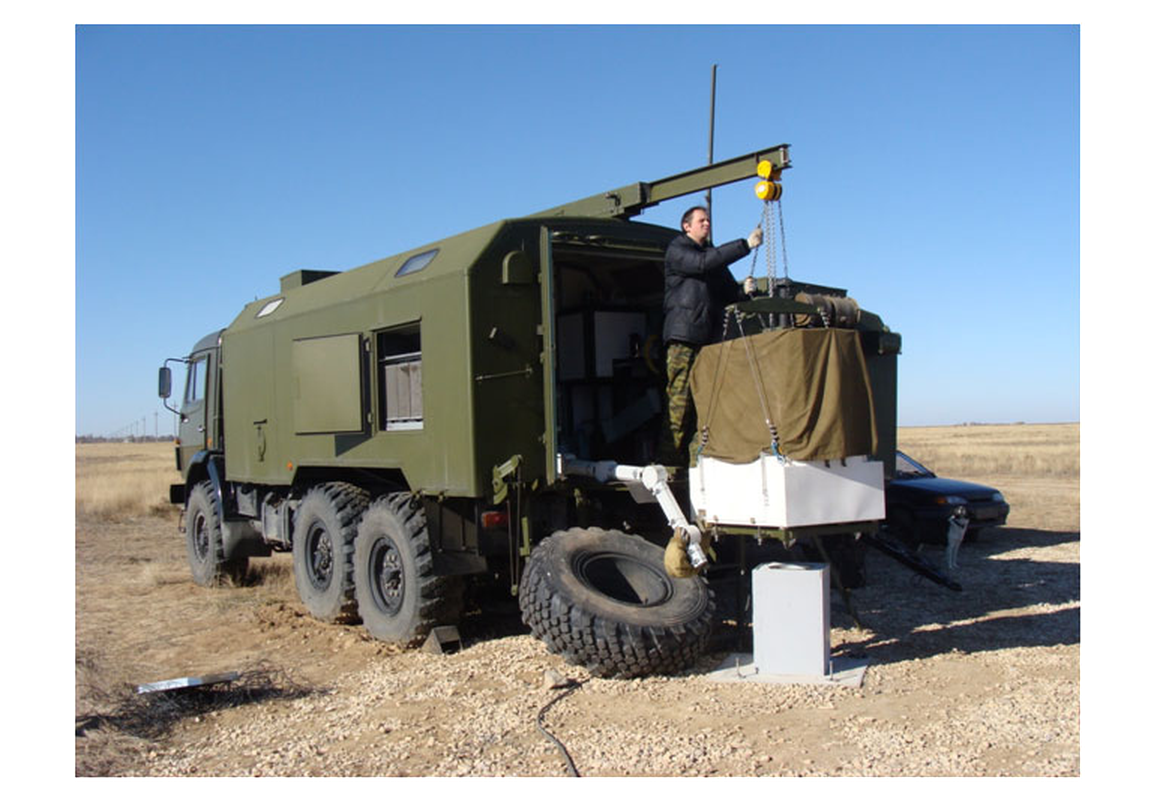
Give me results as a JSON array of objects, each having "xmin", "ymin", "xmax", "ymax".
[{"xmin": 738, "ymin": 322, "xmax": 783, "ymax": 460}]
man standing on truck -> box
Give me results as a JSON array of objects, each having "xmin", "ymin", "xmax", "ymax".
[{"xmin": 662, "ymin": 205, "xmax": 763, "ymax": 463}]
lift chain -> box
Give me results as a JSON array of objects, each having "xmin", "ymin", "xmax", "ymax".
[
  {"xmin": 765, "ymin": 200, "xmax": 778, "ymax": 285},
  {"xmin": 776, "ymin": 199, "xmax": 790, "ymax": 281},
  {"xmin": 747, "ymin": 199, "xmax": 790, "ymax": 288}
]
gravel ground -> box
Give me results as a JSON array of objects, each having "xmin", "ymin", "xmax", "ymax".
[{"xmin": 76, "ymin": 474, "xmax": 1079, "ymax": 777}]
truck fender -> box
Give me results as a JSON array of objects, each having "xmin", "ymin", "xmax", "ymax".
[{"xmin": 187, "ymin": 451, "xmax": 271, "ymax": 561}]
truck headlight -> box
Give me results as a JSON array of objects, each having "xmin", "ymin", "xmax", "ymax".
[
  {"xmin": 992, "ymin": 492, "xmax": 1005, "ymax": 503},
  {"xmin": 936, "ymin": 495, "xmax": 968, "ymax": 506}
]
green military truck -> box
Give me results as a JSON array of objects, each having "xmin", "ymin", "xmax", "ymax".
[{"xmin": 158, "ymin": 145, "xmax": 905, "ymax": 678}]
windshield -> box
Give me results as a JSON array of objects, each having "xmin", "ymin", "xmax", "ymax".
[
  {"xmin": 895, "ymin": 451, "xmax": 935, "ymax": 478},
  {"xmin": 183, "ymin": 355, "xmax": 206, "ymax": 409}
]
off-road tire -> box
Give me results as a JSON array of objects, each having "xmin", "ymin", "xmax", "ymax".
[
  {"xmin": 185, "ymin": 481, "xmax": 248, "ymax": 586},
  {"xmin": 519, "ymin": 527, "xmax": 715, "ymax": 679},
  {"xmin": 353, "ymin": 493, "xmax": 464, "ymax": 646},
  {"xmin": 292, "ymin": 482, "xmax": 370, "ymax": 623}
]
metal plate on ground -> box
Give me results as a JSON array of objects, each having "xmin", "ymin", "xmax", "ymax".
[
  {"xmin": 705, "ymin": 653, "xmax": 868, "ymax": 687},
  {"xmin": 135, "ymin": 671, "xmax": 241, "ymax": 694}
]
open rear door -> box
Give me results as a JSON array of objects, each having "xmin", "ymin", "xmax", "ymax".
[{"xmin": 539, "ymin": 225, "xmax": 558, "ymax": 485}]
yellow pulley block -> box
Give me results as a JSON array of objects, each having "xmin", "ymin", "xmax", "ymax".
[
  {"xmin": 755, "ymin": 180, "xmax": 782, "ymax": 201},
  {"xmin": 755, "ymin": 159, "xmax": 783, "ymax": 201},
  {"xmin": 756, "ymin": 159, "xmax": 783, "ymax": 180}
]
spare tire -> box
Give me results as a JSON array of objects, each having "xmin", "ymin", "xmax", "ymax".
[{"xmin": 519, "ymin": 527, "xmax": 715, "ymax": 678}]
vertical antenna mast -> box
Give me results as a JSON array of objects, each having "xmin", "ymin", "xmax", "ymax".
[{"xmin": 706, "ymin": 64, "xmax": 717, "ymax": 224}]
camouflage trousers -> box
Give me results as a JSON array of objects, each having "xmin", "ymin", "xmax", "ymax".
[{"xmin": 664, "ymin": 341, "xmax": 700, "ymax": 464}]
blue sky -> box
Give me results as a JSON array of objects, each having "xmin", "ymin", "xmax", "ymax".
[{"xmin": 74, "ymin": 24, "xmax": 1079, "ymax": 436}]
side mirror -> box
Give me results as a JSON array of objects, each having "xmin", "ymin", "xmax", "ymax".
[{"xmin": 159, "ymin": 358, "xmax": 188, "ymax": 418}]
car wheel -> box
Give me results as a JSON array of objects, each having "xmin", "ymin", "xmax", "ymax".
[{"xmin": 886, "ymin": 508, "xmax": 920, "ymax": 548}]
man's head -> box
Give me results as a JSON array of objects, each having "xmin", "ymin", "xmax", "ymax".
[{"xmin": 681, "ymin": 206, "xmax": 710, "ymax": 245}]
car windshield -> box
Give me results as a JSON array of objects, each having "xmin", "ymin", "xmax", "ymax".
[{"xmin": 895, "ymin": 451, "xmax": 935, "ymax": 478}]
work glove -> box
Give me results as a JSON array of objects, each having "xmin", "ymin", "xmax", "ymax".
[
  {"xmin": 746, "ymin": 225, "xmax": 763, "ymax": 250},
  {"xmin": 664, "ymin": 534, "xmax": 694, "ymax": 578},
  {"xmin": 663, "ymin": 531, "xmax": 716, "ymax": 578}
]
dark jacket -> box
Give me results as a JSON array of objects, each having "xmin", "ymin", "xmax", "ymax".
[{"xmin": 662, "ymin": 233, "xmax": 751, "ymax": 346}]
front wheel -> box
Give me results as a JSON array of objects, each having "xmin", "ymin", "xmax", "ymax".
[
  {"xmin": 185, "ymin": 481, "xmax": 247, "ymax": 586},
  {"xmin": 519, "ymin": 527, "xmax": 715, "ymax": 679}
]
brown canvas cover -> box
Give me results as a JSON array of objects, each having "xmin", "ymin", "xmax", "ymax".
[{"xmin": 690, "ymin": 328, "xmax": 878, "ymax": 463}]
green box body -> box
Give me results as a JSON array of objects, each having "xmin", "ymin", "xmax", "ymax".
[{"xmin": 168, "ymin": 144, "xmax": 901, "ymax": 568}]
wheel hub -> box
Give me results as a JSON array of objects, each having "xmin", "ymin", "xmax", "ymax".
[
  {"xmin": 369, "ymin": 538, "xmax": 404, "ymax": 616},
  {"xmin": 305, "ymin": 524, "xmax": 334, "ymax": 591},
  {"xmin": 193, "ymin": 513, "xmax": 211, "ymax": 562}
]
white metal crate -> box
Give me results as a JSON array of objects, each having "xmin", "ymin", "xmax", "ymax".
[{"xmin": 689, "ymin": 453, "xmax": 885, "ymax": 528}]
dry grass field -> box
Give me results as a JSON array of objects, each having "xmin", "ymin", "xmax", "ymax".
[
  {"xmin": 75, "ymin": 425, "xmax": 1080, "ymax": 777},
  {"xmin": 75, "ymin": 441, "xmax": 178, "ymax": 520},
  {"xmin": 897, "ymin": 423, "xmax": 1078, "ymax": 479},
  {"xmin": 897, "ymin": 423, "xmax": 1079, "ymax": 535}
]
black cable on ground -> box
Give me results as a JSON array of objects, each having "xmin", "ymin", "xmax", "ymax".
[{"xmin": 535, "ymin": 679, "xmax": 587, "ymax": 777}]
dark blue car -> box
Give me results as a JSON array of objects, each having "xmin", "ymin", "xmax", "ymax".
[{"xmin": 885, "ymin": 451, "xmax": 1010, "ymax": 545}]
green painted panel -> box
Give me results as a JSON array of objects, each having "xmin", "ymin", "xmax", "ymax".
[
  {"xmin": 221, "ymin": 325, "xmax": 280, "ymax": 483},
  {"xmin": 292, "ymin": 333, "xmax": 364, "ymax": 434}
]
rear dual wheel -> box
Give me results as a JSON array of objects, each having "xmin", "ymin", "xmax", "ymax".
[{"xmin": 353, "ymin": 493, "xmax": 463, "ymax": 646}]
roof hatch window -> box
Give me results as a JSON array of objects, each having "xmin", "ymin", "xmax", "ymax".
[
  {"xmin": 396, "ymin": 249, "xmax": 438, "ymax": 278},
  {"xmin": 256, "ymin": 297, "xmax": 285, "ymax": 318}
]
